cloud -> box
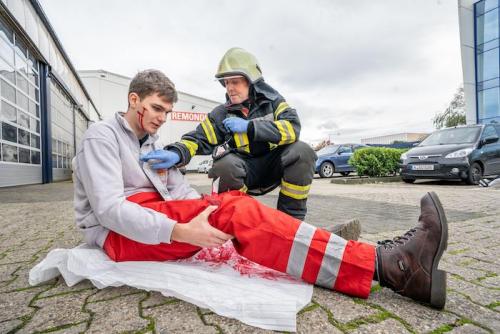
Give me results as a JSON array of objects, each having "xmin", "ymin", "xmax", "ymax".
[
  {"xmin": 317, "ymin": 120, "xmax": 339, "ymax": 131},
  {"xmin": 39, "ymin": 0, "xmax": 462, "ymax": 143}
]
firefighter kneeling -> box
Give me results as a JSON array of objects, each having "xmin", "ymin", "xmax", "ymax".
[{"xmin": 158, "ymin": 48, "xmax": 317, "ymax": 220}]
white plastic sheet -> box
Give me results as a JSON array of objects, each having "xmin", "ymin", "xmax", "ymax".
[
  {"xmin": 29, "ymin": 242, "xmax": 313, "ymax": 332},
  {"xmin": 489, "ymin": 178, "xmax": 500, "ymax": 188}
]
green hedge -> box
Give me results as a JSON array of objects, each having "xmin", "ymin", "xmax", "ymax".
[{"xmin": 348, "ymin": 147, "xmax": 407, "ymax": 177}]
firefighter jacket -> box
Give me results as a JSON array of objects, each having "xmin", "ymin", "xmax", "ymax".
[{"xmin": 167, "ymin": 80, "xmax": 301, "ymax": 166}]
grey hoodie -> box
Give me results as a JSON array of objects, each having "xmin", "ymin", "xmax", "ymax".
[{"xmin": 73, "ymin": 112, "xmax": 200, "ymax": 248}]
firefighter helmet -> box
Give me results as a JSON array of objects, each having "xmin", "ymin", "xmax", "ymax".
[{"xmin": 215, "ymin": 48, "xmax": 263, "ymax": 85}]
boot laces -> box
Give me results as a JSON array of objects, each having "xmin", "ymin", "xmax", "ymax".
[{"xmin": 377, "ymin": 228, "xmax": 418, "ymax": 249}]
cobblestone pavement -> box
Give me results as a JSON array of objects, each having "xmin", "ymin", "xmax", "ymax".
[{"xmin": 0, "ymin": 174, "xmax": 499, "ymax": 333}]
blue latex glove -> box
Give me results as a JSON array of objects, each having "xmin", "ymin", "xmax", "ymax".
[
  {"xmin": 222, "ymin": 117, "xmax": 249, "ymax": 133},
  {"xmin": 140, "ymin": 149, "xmax": 180, "ymax": 170}
]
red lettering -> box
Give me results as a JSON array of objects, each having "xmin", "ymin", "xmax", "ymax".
[{"xmin": 170, "ymin": 111, "xmax": 207, "ymax": 122}]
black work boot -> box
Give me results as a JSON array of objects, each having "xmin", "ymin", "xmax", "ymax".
[
  {"xmin": 376, "ymin": 192, "xmax": 448, "ymax": 309},
  {"xmin": 324, "ymin": 219, "xmax": 362, "ymax": 241}
]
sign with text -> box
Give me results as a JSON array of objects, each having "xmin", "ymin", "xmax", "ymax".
[{"xmin": 170, "ymin": 111, "xmax": 207, "ymax": 122}]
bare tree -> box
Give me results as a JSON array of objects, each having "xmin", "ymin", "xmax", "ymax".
[
  {"xmin": 433, "ymin": 86, "xmax": 466, "ymax": 129},
  {"xmin": 313, "ymin": 139, "xmax": 331, "ymax": 151}
]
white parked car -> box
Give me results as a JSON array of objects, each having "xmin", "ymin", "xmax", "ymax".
[{"xmin": 197, "ymin": 160, "xmax": 213, "ymax": 173}]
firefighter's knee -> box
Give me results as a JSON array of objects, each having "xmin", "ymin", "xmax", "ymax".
[
  {"xmin": 209, "ymin": 154, "xmax": 247, "ymax": 191},
  {"xmin": 281, "ymin": 141, "xmax": 317, "ymax": 177}
]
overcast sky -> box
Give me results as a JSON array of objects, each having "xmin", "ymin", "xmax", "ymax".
[{"xmin": 39, "ymin": 0, "xmax": 463, "ymax": 144}]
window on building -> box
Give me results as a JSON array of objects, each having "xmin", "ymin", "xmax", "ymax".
[
  {"xmin": 0, "ymin": 19, "xmax": 41, "ymax": 165},
  {"xmin": 476, "ymin": 7, "xmax": 499, "ymax": 44},
  {"xmin": 50, "ymin": 81, "xmax": 74, "ymax": 169},
  {"xmin": 477, "ymin": 48, "xmax": 499, "ymax": 82},
  {"xmin": 475, "ymin": 1, "xmax": 500, "ymax": 124},
  {"xmin": 478, "ymin": 87, "xmax": 500, "ymax": 120}
]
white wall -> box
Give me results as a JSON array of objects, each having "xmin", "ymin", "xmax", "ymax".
[
  {"xmin": 361, "ymin": 133, "xmax": 427, "ymax": 144},
  {"xmin": 79, "ymin": 70, "xmax": 130, "ymax": 119},
  {"xmin": 158, "ymin": 93, "xmax": 219, "ymax": 144},
  {"xmin": 80, "ymin": 70, "xmax": 221, "ymax": 170}
]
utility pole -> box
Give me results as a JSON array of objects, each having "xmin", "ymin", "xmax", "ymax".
[{"xmin": 328, "ymin": 131, "xmax": 341, "ymax": 144}]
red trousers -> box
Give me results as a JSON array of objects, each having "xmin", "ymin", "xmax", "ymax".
[{"xmin": 103, "ymin": 191, "xmax": 376, "ymax": 298}]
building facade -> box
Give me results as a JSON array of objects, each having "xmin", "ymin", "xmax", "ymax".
[
  {"xmin": 361, "ymin": 133, "xmax": 428, "ymax": 145},
  {"xmin": 459, "ymin": 0, "xmax": 500, "ymax": 124},
  {"xmin": 0, "ymin": 0, "xmax": 100, "ymax": 187},
  {"xmin": 79, "ymin": 70, "xmax": 221, "ymax": 170}
]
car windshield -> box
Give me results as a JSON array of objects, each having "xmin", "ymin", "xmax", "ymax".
[
  {"xmin": 419, "ymin": 127, "xmax": 481, "ymax": 146},
  {"xmin": 317, "ymin": 145, "xmax": 339, "ymax": 155}
]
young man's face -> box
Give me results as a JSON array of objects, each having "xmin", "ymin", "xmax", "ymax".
[
  {"xmin": 224, "ymin": 76, "xmax": 249, "ymax": 104},
  {"xmin": 130, "ymin": 92, "xmax": 173, "ymax": 135}
]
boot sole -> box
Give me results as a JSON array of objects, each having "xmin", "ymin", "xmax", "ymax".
[{"xmin": 427, "ymin": 191, "xmax": 448, "ymax": 309}]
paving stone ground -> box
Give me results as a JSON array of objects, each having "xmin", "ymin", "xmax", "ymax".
[{"xmin": 0, "ymin": 174, "xmax": 499, "ymax": 333}]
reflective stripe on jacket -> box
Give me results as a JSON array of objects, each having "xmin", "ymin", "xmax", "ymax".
[{"xmin": 167, "ymin": 80, "xmax": 301, "ymax": 166}]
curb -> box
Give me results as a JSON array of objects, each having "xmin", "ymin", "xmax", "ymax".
[{"xmin": 330, "ymin": 176, "xmax": 402, "ymax": 184}]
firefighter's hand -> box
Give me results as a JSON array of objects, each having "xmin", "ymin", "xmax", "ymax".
[
  {"xmin": 170, "ymin": 206, "xmax": 233, "ymax": 248},
  {"xmin": 223, "ymin": 117, "xmax": 249, "ymax": 133},
  {"xmin": 140, "ymin": 149, "xmax": 180, "ymax": 169}
]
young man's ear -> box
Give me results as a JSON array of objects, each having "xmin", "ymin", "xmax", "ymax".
[{"xmin": 128, "ymin": 92, "xmax": 140, "ymax": 109}]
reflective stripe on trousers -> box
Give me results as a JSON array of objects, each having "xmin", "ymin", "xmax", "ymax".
[
  {"xmin": 286, "ymin": 221, "xmax": 375, "ymax": 297},
  {"xmin": 287, "ymin": 223, "xmax": 347, "ymax": 288}
]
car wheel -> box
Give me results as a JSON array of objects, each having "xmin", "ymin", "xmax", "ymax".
[
  {"xmin": 319, "ymin": 162, "xmax": 334, "ymax": 178},
  {"xmin": 340, "ymin": 172, "xmax": 350, "ymax": 177},
  {"xmin": 466, "ymin": 162, "xmax": 483, "ymax": 185},
  {"xmin": 402, "ymin": 178, "xmax": 415, "ymax": 184}
]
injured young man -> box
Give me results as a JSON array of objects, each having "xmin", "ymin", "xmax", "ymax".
[{"xmin": 68, "ymin": 70, "xmax": 449, "ymax": 321}]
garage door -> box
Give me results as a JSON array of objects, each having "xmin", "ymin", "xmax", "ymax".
[
  {"xmin": 50, "ymin": 79, "xmax": 75, "ymax": 182},
  {"xmin": 0, "ymin": 24, "xmax": 42, "ymax": 187}
]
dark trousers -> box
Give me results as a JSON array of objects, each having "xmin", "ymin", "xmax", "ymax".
[{"xmin": 208, "ymin": 141, "xmax": 317, "ymax": 220}]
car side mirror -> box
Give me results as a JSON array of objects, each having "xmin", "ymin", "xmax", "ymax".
[{"xmin": 481, "ymin": 135, "xmax": 499, "ymax": 146}]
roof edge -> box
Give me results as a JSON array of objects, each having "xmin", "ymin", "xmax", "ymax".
[{"xmin": 28, "ymin": 0, "xmax": 101, "ymax": 119}]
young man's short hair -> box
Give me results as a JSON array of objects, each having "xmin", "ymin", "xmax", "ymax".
[{"xmin": 129, "ymin": 70, "xmax": 178, "ymax": 103}]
